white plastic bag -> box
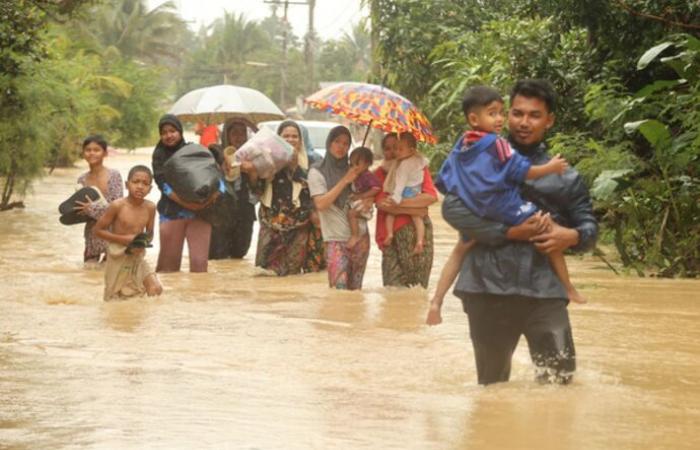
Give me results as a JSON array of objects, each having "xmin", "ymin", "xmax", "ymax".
[{"xmin": 231, "ymin": 127, "xmax": 293, "ymax": 180}]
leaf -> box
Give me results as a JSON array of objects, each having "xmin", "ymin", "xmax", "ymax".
[
  {"xmin": 637, "ymin": 42, "xmax": 673, "ymax": 70},
  {"xmin": 624, "ymin": 119, "xmax": 671, "ymax": 149},
  {"xmin": 591, "ymin": 169, "xmax": 633, "ymax": 201},
  {"xmin": 634, "ymin": 79, "xmax": 686, "ymax": 98}
]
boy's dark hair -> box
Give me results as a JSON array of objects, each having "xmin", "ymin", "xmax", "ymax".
[
  {"xmin": 510, "ymin": 79, "xmax": 557, "ymax": 113},
  {"xmin": 461, "ymin": 86, "xmax": 503, "ymax": 117},
  {"xmin": 82, "ymin": 134, "xmax": 108, "ymax": 152},
  {"xmin": 398, "ymin": 131, "xmax": 417, "ymax": 149},
  {"xmin": 351, "ymin": 146, "xmax": 374, "ymax": 165},
  {"xmin": 128, "ymin": 165, "xmax": 153, "ymax": 181}
]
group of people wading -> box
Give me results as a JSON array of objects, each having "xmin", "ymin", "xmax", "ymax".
[{"xmin": 73, "ymin": 79, "xmax": 598, "ymax": 386}]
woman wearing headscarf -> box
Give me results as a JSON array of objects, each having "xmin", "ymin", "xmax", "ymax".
[
  {"xmin": 308, "ymin": 125, "xmax": 369, "ymax": 290},
  {"xmin": 254, "ymin": 120, "xmax": 315, "ymax": 275},
  {"xmin": 151, "ymin": 114, "xmax": 217, "ymax": 272},
  {"xmin": 374, "ymin": 132, "xmax": 437, "ymax": 287},
  {"xmin": 208, "ymin": 118, "xmax": 258, "ymax": 259}
]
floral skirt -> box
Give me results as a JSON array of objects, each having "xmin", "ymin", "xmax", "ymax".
[
  {"xmin": 255, "ymin": 221, "xmax": 310, "ymax": 276},
  {"xmin": 381, "ymin": 217, "xmax": 433, "ymax": 288},
  {"xmin": 304, "ymin": 222, "xmax": 326, "ymax": 273},
  {"xmin": 326, "ymin": 234, "xmax": 370, "ymax": 290}
]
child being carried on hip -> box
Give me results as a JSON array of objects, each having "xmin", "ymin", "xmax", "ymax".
[
  {"xmin": 346, "ymin": 146, "xmax": 382, "ymax": 249},
  {"xmin": 383, "ymin": 132, "xmax": 429, "ymax": 254}
]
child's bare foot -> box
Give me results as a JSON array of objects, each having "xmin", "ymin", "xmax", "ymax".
[
  {"xmin": 412, "ymin": 239, "xmax": 424, "ymax": 255},
  {"xmin": 383, "ymin": 233, "xmax": 393, "ymax": 247},
  {"xmin": 346, "ymin": 235, "xmax": 360, "ymax": 249},
  {"xmin": 426, "ymin": 301, "xmax": 442, "ymax": 325},
  {"xmin": 567, "ymin": 285, "xmax": 587, "ymax": 304}
]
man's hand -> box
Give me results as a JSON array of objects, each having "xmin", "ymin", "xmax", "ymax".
[
  {"xmin": 506, "ymin": 211, "xmax": 550, "ymax": 241},
  {"xmin": 531, "ymin": 222, "xmax": 579, "ymax": 254}
]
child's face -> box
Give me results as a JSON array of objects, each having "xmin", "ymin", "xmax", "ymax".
[
  {"xmin": 350, "ymin": 154, "xmax": 370, "ymax": 172},
  {"xmin": 468, "ymin": 100, "xmax": 505, "ymax": 134},
  {"xmin": 126, "ymin": 172, "xmax": 152, "ymax": 200},
  {"xmin": 396, "ymin": 139, "xmax": 416, "ymax": 160},
  {"xmin": 82, "ymin": 142, "xmax": 107, "ymax": 166},
  {"xmin": 227, "ymin": 124, "xmax": 247, "ymax": 149}
]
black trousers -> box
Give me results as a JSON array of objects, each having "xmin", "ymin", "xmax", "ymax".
[
  {"xmin": 459, "ymin": 292, "xmax": 576, "ymax": 385},
  {"xmin": 209, "ymin": 201, "xmax": 256, "ymax": 260}
]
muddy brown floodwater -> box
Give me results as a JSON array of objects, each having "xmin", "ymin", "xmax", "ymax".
[{"xmin": 1, "ymin": 148, "xmax": 699, "ymax": 449}]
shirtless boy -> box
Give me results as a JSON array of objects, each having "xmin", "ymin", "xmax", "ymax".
[{"xmin": 94, "ymin": 165, "xmax": 163, "ymax": 300}]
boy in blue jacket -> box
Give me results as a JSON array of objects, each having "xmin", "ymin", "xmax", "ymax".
[{"xmin": 428, "ymin": 86, "xmax": 583, "ymax": 325}]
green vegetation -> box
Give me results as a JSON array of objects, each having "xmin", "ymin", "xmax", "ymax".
[
  {"xmin": 4, "ymin": 0, "xmax": 696, "ymax": 277},
  {"xmin": 1, "ymin": 0, "xmax": 369, "ymax": 211},
  {"xmin": 369, "ymin": 0, "xmax": 700, "ymax": 276}
]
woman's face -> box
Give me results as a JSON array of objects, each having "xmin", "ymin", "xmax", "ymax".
[
  {"xmin": 329, "ymin": 133, "xmax": 351, "ymax": 159},
  {"xmin": 160, "ymin": 124, "xmax": 182, "ymax": 147},
  {"xmin": 82, "ymin": 142, "xmax": 107, "ymax": 166},
  {"xmin": 382, "ymin": 136, "xmax": 398, "ymax": 161},
  {"xmin": 280, "ymin": 125, "xmax": 301, "ymax": 152},
  {"xmin": 227, "ymin": 124, "xmax": 248, "ymax": 149}
]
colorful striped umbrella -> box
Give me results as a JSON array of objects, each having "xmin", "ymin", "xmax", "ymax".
[{"xmin": 304, "ymin": 82, "xmax": 437, "ymax": 144}]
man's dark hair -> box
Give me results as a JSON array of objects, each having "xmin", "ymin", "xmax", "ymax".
[
  {"xmin": 398, "ymin": 131, "xmax": 417, "ymax": 149},
  {"xmin": 350, "ymin": 146, "xmax": 374, "ymax": 165},
  {"xmin": 510, "ymin": 79, "xmax": 557, "ymax": 113},
  {"xmin": 82, "ymin": 134, "xmax": 108, "ymax": 152},
  {"xmin": 128, "ymin": 165, "xmax": 153, "ymax": 181},
  {"xmin": 461, "ymin": 86, "xmax": 503, "ymax": 117}
]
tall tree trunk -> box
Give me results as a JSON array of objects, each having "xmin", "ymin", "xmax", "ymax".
[
  {"xmin": 0, "ymin": 157, "xmax": 22, "ymax": 211},
  {"xmin": 369, "ymin": 0, "xmax": 381, "ymax": 82}
]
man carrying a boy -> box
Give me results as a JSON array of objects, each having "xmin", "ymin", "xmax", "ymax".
[{"xmin": 443, "ymin": 79, "xmax": 598, "ymax": 385}]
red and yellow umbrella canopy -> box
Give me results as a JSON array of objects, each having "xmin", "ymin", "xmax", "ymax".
[{"xmin": 305, "ymin": 82, "xmax": 437, "ymax": 144}]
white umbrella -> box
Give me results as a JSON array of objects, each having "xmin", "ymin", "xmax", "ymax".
[{"xmin": 169, "ymin": 84, "xmax": 284, "ymax": 125}]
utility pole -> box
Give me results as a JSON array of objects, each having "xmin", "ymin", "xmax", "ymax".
[
  {"xmin": 263, "ymin": 0, "xmax": 311, "ymax": 109},
  {"xmin": 305, "ymin": 0, "xmax": 316, "ymax": 95}
]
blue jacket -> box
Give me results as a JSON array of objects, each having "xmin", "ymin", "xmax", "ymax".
[
  {"xmin": 442, "ymin": 141, "xmax": 598, "ymax": 300},
  {"xmin": 436, "ymin": 133, "xmax": 535, "ymax": 226}
]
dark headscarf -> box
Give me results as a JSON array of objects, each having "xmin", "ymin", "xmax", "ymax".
[
  {"xmin": 313, "ymin": 125, "xmax": 352, "ymax": 208},
  {"xmin": 157, "ymin": 114, "xmax": 184, "ymax": 149}
]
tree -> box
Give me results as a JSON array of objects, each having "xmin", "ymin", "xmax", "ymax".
[{"xmin": 71, "ymin": 0, "xmax": 187, "ymax": 66}]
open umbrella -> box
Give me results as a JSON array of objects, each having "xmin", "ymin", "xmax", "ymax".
[
  {"xmin": 304, "ymin": 82, "xmax": 437, "ymax": 145},
  {"xmin": 169, "ymin": 84, "xmax": 284, "ymax": 125}
]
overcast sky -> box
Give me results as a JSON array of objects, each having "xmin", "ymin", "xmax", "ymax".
[{"xmin": 148, "ymin": 0, "xmax": 366, "ymax": 40}]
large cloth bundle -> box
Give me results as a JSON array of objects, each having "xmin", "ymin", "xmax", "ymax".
[
  {"xmin": 164, "ymin": 143, "xmax": 221, "ymax": 203},
  {"xmin": 232, "ymin": 127, "xmax": 293, "ymax": 180}
]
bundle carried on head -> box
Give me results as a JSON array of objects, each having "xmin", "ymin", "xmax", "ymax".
[
  {"xmin": 164, "ymin": 143, "xmax": 221, "ymax": 203},
  {"xmin": 229, "ymin": 127, "xmax": 293, "ymax": 180}
]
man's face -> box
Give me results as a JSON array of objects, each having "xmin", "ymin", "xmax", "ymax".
[{"xmin": 508, "ymin": 95, "xmax": 555, "ymax": 148}]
